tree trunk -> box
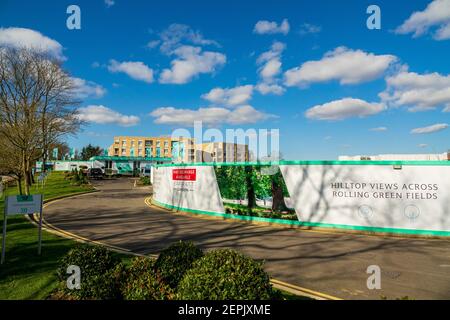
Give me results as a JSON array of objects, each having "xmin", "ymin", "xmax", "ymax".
[
  {"xmin": 23, "ymin": 155, "xmax": 31, "ymax": 195},
  {"xmin": 245, "ymin": 166, "xmax": 256, "ymax": 209},
  {"xmin": 17, "ymin": 175, "xmax": 23, "ymax": 195},
  {"xmin": 22, "ymin": 153, "xmax": 29, "ymax": 195},
  {"xmin": 271, "ymin": 173, "xmax": 288, "ymax": 212}
]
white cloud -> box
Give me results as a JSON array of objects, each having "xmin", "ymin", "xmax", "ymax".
[
  {"xmin": 159, "ymin": 45, "xmax": 226, "ymax": 84},
  {"xmin": 158, "ymin": 23, "xmax": 220, "ymax": 54},
  {"xmin": 418, "ymin": 143, "xmax": 428, "ymax": 148},
  {"xmin": 253, "ymin": 19, "xmax": 290, "ymax": 35},
  {"xmin": 380, "ymin": 70, "xmax": 450, "ymax": 112},
  {"xmin": 255, "ymin": 42, "xmax": 286, "ymax": 95},
  {"xmin": 260, "ymin": 59, "xmax": 282, "ymax": 79},
  {"xmin": 202, "ymin": 85, "xmax": 254, "ymax": 107},
  {"xmin": 71, "ymin": 77, "xmax": 107, "ymax": 99},
  {"xmin": 256, "ymin": 42, "xmax": 285, "ymax": 64},
  {"xmin": 255, "ymin": 83, "xmax": 285, "ymax": 95},
  {"xmin": 150, "ymin": 105, "xmax": 275, "ymax": 126},
  {"xmin": 395, "ymin": 0, "xmax": 450, "ymax": 40},
  {"xmin": 369, "ymin": 126, "xmax": 388, "ymax": 132},
  {"xmin": 105, "ymin": 0, "xmax": 115, "ymax": 7},
  {"xmin": 146, "ymin": 40, "xmax": 161, "ymax": 49},
  {"xmin": 147, "ymin": 24, "xmax": 224, "ymax": 84},
  {"xmin": 284, "ymin": 47, "xmax": 397, "ymax": 87},
  {"xmin": 77, "ymin": 105, "xmax": 140, "ymax": 127},
  {"xmin": 0, "ymin": 27, "xmax": 65, "ymax": 60},
  {"xmin": 411, "ymin": 123, "xmax": 448, "ymax": 134},
  {"xmin": 435, "ymin": 22, "xmax": 450, "ymax": 39},
  {"xmin": 108, "ymin": 60, "xmax": 154, "ymax": 83},
  {"xmin": 257, "ymin": 42, "xmax": 285, "ymax": 79},
  {"xmin": 305, "ymin": 98, "xmax": 386, "ymax": 121},
  {"xmin": 299, "ymin": 23, "xmax": 322, "ymax": 35}
]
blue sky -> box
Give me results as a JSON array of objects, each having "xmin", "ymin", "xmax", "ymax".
[{"xmin": 1, "ymin": 0, "xmax": 449, "ymax": 159}]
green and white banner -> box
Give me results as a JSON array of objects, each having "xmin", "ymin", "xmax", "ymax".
[
  {"xmin": 152, "ymin": 162, "xmax": 450, "ymax": 236},
  {"xmin": 6, "ymin": 194, "xmax": 43, "ymax": 215}
]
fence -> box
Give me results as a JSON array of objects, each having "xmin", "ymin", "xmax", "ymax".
[{"xmin": 152, "ymin": 161, "xmax": 450, "ymax": 237}]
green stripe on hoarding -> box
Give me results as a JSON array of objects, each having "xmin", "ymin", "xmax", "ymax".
[
  {"xmin": 152, "ymin": 199, "xmax": 450, "ymax": 237},
  {"xmin": 155, "ymin": 160, "xmax": 450, "ymax": 167}
]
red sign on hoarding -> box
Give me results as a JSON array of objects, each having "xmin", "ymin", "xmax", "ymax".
[{"xmin": 172, "ymin": 169, "xmax": 196, "ymax": 181}]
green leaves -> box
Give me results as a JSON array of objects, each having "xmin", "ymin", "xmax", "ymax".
[
  {"xmin": 177, "ymin": 249, "xmax": 275, "ymax": 300},
  {"xmin": 154, "ymin": 241, "xmax": 203, "ymax": 289}
]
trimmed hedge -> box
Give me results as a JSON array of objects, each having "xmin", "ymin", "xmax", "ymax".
[
  {"xmin": 177, "ymin": 249, "xmax": 274, "ymax": 300},
  {"xmin": 154, "ymin": 241, "xmax": 203, "ymax": 289},
  {"xmin": 122, "ymin": 257, "xmax": 173, "ymax": 300},
  {"xmin": 57, "ymin": 244, "xmax": 121, "ymax": 299}
]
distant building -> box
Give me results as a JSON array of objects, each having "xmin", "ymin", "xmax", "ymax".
[
  {"xmin": 108, "ymin": 136, "xmax": 250, "ymax": 163},
  {"xmin": 197, "ymin": 142, "xmax": 250, "ymax": 163},
  {"xmin": 339, "ymin": 152, "xmax": 450, "ymax": 161},
  {"xmin": 108, "ymin": 136, "xmax": 197, "ymax": 163}
]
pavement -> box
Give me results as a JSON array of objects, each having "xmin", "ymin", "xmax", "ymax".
[{"xmin": 43, "ymin": 178, "xmax": 450, "ymax": 300}]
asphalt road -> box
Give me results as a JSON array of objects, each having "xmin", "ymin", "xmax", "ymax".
[{"xmin": 44, "ymin": 178, "xmax": 450, "ymax": 300}]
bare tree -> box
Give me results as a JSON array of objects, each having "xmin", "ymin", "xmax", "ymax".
[
  {"xmin": 0, "ymin": 47, "xmax": 82, "ymax": 194},
  {"xmin": 0, "ymin": 137, "xmax": 25, "ymax": 194}
]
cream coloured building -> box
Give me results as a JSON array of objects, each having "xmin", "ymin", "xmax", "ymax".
[{"xmin": 108, "ymin": 136, "xmax": 250, "ymax": 163}]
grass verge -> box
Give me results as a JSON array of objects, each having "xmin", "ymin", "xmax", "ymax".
[{"xmin": 0, "ymin": 172, "xmax": 96, "ymax": 299}]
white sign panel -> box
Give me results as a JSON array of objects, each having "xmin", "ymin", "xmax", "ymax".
[
  {"xmin": 6, "ymin": 194, "xmax": 43, "ymax": 215},
  {"xmin": 153, "ymin": 166, "xmax": 225, "ymax": 214},
  {"xmin": 280, "ymin": 164, "xmax": 450, "ymax": 233}
]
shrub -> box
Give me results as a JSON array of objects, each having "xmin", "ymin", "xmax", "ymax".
[
  {"xmin": 177, "ymin": 249, "xmax": 275, "ymax": 300},
  {"xmin": 122, "ymin": 257, "xmax": 173, "ymax": 300},
  {"xmin": 89, "ymin": 263, "xmax": 127, "ymax": 300},
  {"xmin": 154, "ymin": 241, "xmax": 203, "ymax": 289},
  {"xmin": 57, "ymin": 244, "xmax": 121, "ymax": 299},
  {"xmin": 140, "ymin": 176, "xmax": 151, "ymax": 185}
]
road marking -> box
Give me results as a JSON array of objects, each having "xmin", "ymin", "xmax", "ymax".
[
  {"xmin": 144, "ymin": 196, "xmax": 342, "ymax": 300},
  {"xmin": 271, "ymin": 279, "xmax": 342, "ymax": 300}
]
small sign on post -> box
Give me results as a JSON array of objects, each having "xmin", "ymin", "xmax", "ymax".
[{"xmin": 1, "ymin": 194, "xmax": 44, "ymax": 264}]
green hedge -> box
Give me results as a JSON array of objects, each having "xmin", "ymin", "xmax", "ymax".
[
  {"xmin": 177, "ymin": 249, "xmax": 275, "ymax": 300},
  {"xmin": 122, "ymin": 257, "xmax": 173, "ymax": 300},
  {"xmin": 57, "ymin": 244, "xmax": 121, "ymax": 299},
  {"xmin": 154, "ymin": 241, "xmax": 203, "ymax": 289}
]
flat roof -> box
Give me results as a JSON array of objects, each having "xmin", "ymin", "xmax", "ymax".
[{"xmin": 90, "ymin": 156, "xmax": 173, "ymax": 162}]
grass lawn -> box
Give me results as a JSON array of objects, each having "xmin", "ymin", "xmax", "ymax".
[{"xmin": 0, "ymin": 172, "xmax": 95, "ymax": 299}]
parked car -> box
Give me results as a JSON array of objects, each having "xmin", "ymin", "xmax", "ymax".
[{"xmin": 87, "ymin": 168, "xmax": 104, "ymax": 179}]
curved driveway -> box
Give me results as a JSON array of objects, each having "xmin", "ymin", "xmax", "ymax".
[{"xmin": 44, "ymin": 178, "xmax": 450, "ymax": 300}]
